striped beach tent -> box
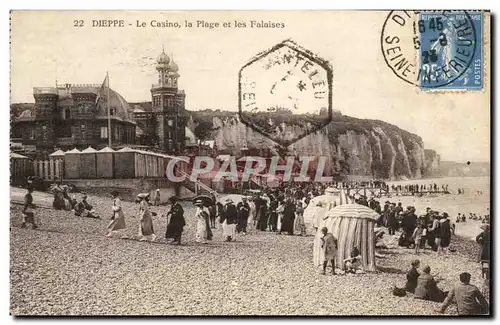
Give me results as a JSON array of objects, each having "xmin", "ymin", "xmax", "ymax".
[
  {"xmin": 313, "ymin": 203, "xmax": 379, "ymax": 272},
  {"xmin": 303, "ymin": 188, "xmax": 353, "ymax": 230}
]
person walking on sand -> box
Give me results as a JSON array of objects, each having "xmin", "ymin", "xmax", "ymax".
[
  {"xmin": 21, "ymin": 185, "xmax": 38, "ymax": 229},
  {"xmin": 221, "ymin": 198, "xmax": 237, "ymax": 242},
  {"xmin": 476, "ymin": 224, "xmax": 490, "ymax": 263},
  {"xmin": 412, "ymin": 223, "xmax": 424, "ymax": 255},
  {"xmin": 106, "ymin": 191, "xmax": 126, "ymax": 238},
  {"xmin": 439, "ymin": 272, "xmax": 489, "ymax": 315},
  {"xmin": 194, "ymin": 199, "xmax": 209, "ymax": 244},
  {"xmin": 153, "ymin": 189, "xmax": 161, "ymax": 206},
  {"xmin": 137, "ymin": 193, "xmax": 156, "ymax": 242},
  {"xmin": 295, "ymin": 199, "xmax": 307, "ymax": 236},
  {"xmin": 236, "ymin": 196, "xmax": 250, "ymax": 235},
  {"xmin": 165, "ymin": 196, "xmax": 185, "ymax": 245},
  {"xmin": 320, "ymin": 227, "xmax": 338, "ymax": 275}
]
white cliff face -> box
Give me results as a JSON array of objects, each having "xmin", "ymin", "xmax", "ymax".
[{"xmin": 200, "ymin": 114, "xmax": 433, "ymax": 180}]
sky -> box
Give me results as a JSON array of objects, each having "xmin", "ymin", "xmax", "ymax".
[{"xmin": 10, "ymin": 10, "xmax": 490, "ymax": 162}]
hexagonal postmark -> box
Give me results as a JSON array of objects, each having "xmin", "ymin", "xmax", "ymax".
[{"xmin": 239, "ymin": 39, "xmax": 333, "ymax": 147}]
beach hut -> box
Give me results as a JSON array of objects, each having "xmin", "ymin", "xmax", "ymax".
[
  {"xmin": 10, "ymin": 152, "xmax": 33, "ymax": 186},
  {"xmin": 313, "ymin": 204, "xmax": 379, "ymax": 272},
  {"xmin": 64, "ymin": 148, "xmax": 81, "ymax": 179},
  {"xmin": 96, "ymin": 147, "xmax": 114, "ymax": 178},
  {"xmin": 304, "ymin": 187, "xmax": 353, "ymax": 230},
  {"xmin": 80, "ymin": 146, "xmax": 97, "ymax": 179},
  {"xmin": 114, "ymin": 147, "xmax": 135, "ymax": 179}
]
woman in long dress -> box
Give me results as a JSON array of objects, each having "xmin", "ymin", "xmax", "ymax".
[
  {"xmin": 247, "ymin": 197, "xmax": 256, "ymax": 230},
  {"xmin": 137, "ymin": 193, "xmax": 155, "ymax": 241},
  {"xmin": 194, "ymin": 199, "xmax": 209, "ymax": 244},
  {"xmin": 221, "ymin": 198, "xmax": 237, "ymax": 242},
  {"xmin": 276, "ymin": 201, "xmax": 284, "ymax": 232},
  {"xmin": 165, "ymin": 196, "xmax": 185, "ymax": 245},
  {"xmin": 106, "ymin": 190, "xmax": 126, "ymax": 237}
]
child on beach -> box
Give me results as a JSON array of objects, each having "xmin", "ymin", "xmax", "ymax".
[
  {"xmin": 412, "ymin": 224, "xmax": 424, "ymax": 254},
  {"xmin": 320, "ymin": 227, "xmax": 338, "ymax": 275},
  {"xmin": 344, "ymin": 247, "xmax": 362, "ymax": 274}
]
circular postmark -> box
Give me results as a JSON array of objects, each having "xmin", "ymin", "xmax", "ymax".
[{"xmin": 381, "ymin": 10, "xmax": 477, "ymax": 88}]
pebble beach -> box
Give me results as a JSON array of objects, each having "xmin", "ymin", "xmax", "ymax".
[{"xmin": 9, "ymin": 186, "xmax": 488, "ymax": 316}]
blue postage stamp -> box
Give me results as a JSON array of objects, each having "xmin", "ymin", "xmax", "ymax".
[{"xmin": 419, "ymin": 11, "xmax": 484, "ymax": 90}]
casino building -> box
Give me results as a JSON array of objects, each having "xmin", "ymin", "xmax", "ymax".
[{"xmin": 11, "ymin": 48, "xmax": 193, "ymax": 158}]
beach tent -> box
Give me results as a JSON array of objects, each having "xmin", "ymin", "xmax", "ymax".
[
  {"xmin": 303, "ymin": 187, "xmax": 353, "ymax": 229},
  {"xmin": 80, "ymin": 146, "xmax": 97, "ymax": 179},
  {"xmin": 114, "ymin": 147, "xmax": 136, "ymax": 179},
  {"xmin": 313, "ymin": 203, "xmax": 379, "ymax": 272},
  {"xmin": 64, "ymin": 148, "xmax": 81, "ymax": 179},
  {"xmin": 96, "ymin": 146, "xmax": 114, "ymax": 178}
]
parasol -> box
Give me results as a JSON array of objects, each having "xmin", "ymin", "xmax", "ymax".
[{"xmin": 193, "ymin": 195, "xmax": 215, "ymax": 207}]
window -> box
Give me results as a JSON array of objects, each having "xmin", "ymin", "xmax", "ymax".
[
  {"xmin": 81, "ymin": 124, "xmax": 86, "ymax": 129},
  {"xmin": 168, "ymin": 139, "xmax": 173, "ymax": 150},
  {"xmin": 30, "ymin": 128, "xmax": 36, "ymax": 140},
  {"xmin": 167, "ymin": 119, "xmax": 174, "ymax": 127},
  {"xmin": 110, "ymin": 108, "xmax": 116, "ymax": 116},
  {"xmin": 64, "ymin": 108, "xmax": 71, "ymax": 120},
  {"xmin": 100, "ymin": 126, "xmax": 108, "ymax": 139}
]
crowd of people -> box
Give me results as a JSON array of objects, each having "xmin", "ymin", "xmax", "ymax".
[{"xmin": 18, "ymin": 178, "xmax": 490, "ymax": 315}]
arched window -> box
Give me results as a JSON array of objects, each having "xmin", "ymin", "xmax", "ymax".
[{"xmin": 63, "ymin": 108, "xmax": 71, "ymax": 120}]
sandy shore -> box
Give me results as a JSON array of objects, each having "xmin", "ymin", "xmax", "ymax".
[{"xmin": 10, "ymin": 188, "xmax": 488, "ymax": 315}]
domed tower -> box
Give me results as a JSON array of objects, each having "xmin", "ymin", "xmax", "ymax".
[{"xmin": 151, "ymin": 46, "xmax": 186, "ymax": 153}]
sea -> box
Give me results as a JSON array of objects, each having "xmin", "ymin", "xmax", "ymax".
[{"xmin": 385, "ymin": 176, "xmax": 490, "ymax": 240}]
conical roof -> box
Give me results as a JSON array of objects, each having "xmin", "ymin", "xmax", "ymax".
[
  {"xmin": 117, "ymin": 147, "xmax": 135, "ymax": 152},
  {"xmin": 65, "ymin": 148, "xmax": 81, "ymax": 154},
  {"xmin": 81, "ymin": 146, "xmax": 97, "ymax": 153},
  {"xmin": 49, "ymin": 149, "xmax": 65, "ymax": 157},
  {"xmin": 10, "ymin": 152, "xmax": 29, "ymax": 159},
  {"xmin": 99, "ymin": 146, "xmax": 115, "ymax": 153}
]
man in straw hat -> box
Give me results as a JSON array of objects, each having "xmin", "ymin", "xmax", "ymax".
[
  {"xmin": 165, "ymin": 196, "xmax": 185, "ymax": 245},
  {"xmin": 220, "ymin": 198, "xmax": 237, "ymax": 242}
]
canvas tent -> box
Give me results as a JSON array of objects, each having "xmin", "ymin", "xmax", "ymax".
[
  {"xmin": 313, "ymin": 203, "xmax": 379, "ymax": 272},
  {"xmin": 80, "ymin": 146, "xmax": 97, "ymax": 179},
  {"xmin": 64, "ymin": 148, "xmax": 81, "ymax": 179},
  {"xmin": 96, "ymin": 146, "xmax": 114, "ymax": 178},
  {"xmin": 303, "ymin": 187, "xmax": 353, "ymax": 229}
]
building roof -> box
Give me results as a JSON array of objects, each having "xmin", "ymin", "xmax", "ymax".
[{"xmin": 14, "ymin": 84, "xmax": 135, "ymax": 124}]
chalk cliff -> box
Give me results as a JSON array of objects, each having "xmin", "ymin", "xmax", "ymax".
[{"xmin": 189, "ymin": 110, "xmax": 439, "ymax": 180}]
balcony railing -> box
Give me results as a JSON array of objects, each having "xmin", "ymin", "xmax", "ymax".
[{"xmin": 33, "ymin": 87, "xmax": 58, "ymax": 95}]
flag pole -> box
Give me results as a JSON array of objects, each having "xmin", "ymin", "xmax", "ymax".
[{"xmin": 106, "ymin": 71, "xmax": 112, "ymax": 148}]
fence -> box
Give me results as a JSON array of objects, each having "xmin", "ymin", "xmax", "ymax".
[{"xmin": 33, "ymin": 159, "xmax": 64, "ymax": 181}]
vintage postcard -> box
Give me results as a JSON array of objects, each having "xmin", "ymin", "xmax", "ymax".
[{"xmin": 9, "ymin": 10, "xmax": 491, "ymax": 316}]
